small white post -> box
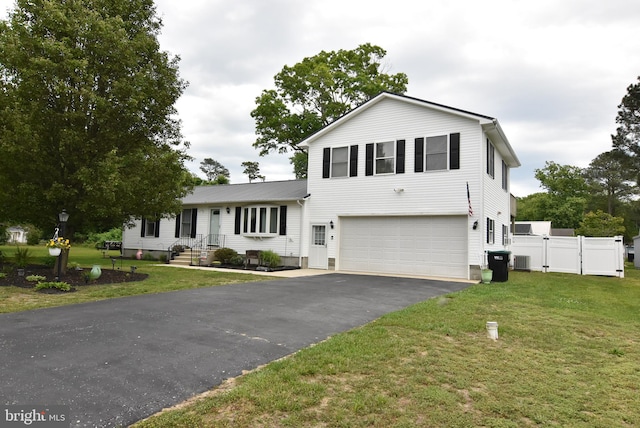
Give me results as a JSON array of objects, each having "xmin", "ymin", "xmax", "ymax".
[{"xmin": 486, "ymin": 321, "xmax": 499, "ymax": 340}]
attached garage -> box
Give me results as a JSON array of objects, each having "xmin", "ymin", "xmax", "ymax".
[{"xmin": 338, "ymin": 216, "xmax": 468, "ymax": 279}]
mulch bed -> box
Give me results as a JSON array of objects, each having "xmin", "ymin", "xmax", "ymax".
[{"xmin": 0, "ymin": 264, "xmax": 148, "ymax": 292}]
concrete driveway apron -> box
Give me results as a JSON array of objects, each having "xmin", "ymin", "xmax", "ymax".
[{"xmin": 0, "ymin": 273, "xmax": 471, "ymax": 427}]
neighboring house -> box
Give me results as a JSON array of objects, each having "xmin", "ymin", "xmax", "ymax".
[
  {"xmin": 7, "ymin": 226, "xmax": 27, "ymax": 244},
  {"xmin": 514, "ymin": 221, "xmax": 575, "ymax": 237},
  {"xmin": 122, "ymin": 92, "xmax": 520, "ymax": 280}
]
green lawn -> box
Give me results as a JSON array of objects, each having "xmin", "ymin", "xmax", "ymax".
[
  {"xmin": 134, "ymin": 268, "xmax": 640, "ymax": 427},
  {"xmin": 0, "ymin": 244, "xmax": 270, "ymax": 313},
  {"xmin": 3, "ymin": 245, "xmax": 639, "ymax": 426}
]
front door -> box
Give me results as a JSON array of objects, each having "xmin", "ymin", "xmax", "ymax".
[
  {"xmin": 309, "ymin": 224, "xmax": 328, "ymax": 269},
  {"xmin": 209, "ymin": 209, "xmax": 221, "ymax": 247}
]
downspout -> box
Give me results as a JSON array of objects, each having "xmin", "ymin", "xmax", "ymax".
[{"xmin": 297, "ymin": 194, "xmax": 311, "ymax": 267}]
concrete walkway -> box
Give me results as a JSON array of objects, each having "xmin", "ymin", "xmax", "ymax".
[{"xmin": 0, "ymin": 273, "xmax": 472, "ymax": 427}]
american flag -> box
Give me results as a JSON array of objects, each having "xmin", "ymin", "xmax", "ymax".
[{"xmin": 467, "ymin": 182, "xmax": 473, "ymax": 216}]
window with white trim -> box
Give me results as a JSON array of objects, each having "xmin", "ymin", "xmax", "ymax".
[
  {"xmin": 487, "ymin": 218, "xmax": 495, "ymax": 244},
  {"xmin": 375, "ymin": 141, "xmax": 395, "ymax": 174},
  {"xmin": 242, "ymin": 205, "xmax": 279, "ymax": 235},
  {"xmin": 425, "ymin": 135, "xmax": 448, "ymax": 171},
  {"xmin": 502, "ymin": 224, "xmax": 509, "ymax": 245},
  {"xmin": 331, "ymin": 147, "xmax": 348, "ymax": 177},
  {"xmin": 502, "ymin": 160, "xmax": 508, "ymax": 190},
  {"xmin": 486, "ymin": 139, "xmax": 495, "ymax": 178}
]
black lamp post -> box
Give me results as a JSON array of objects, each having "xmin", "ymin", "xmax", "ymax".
[{"xmin": 55, "ymin": 209, "xmax": 69, "ymax": 281}]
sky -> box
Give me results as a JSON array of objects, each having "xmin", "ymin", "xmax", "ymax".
[{"xmin": 2, "ymin": 0, "xmax": 640, "ymax": 197}]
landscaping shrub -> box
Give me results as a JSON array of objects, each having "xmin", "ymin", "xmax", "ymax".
[
  {"xmin": 261, "ymin": 250, "xmax": 281, "ymax": 267},
  {"xmin": 214, "ymin": 247, "xmax": 238, "ymax": 264},
  {"xmin": 34, "ymin": 281, "xmax": 72, "ymax": 292}
]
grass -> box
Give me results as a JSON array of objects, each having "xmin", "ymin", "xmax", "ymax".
[
  {"xmin": 0, "ymin": 244, "xmax": 271, "ymax": 313},
  {"xmin": 132, "ymin": 268, "xmax": 640, "ymax": 428}
]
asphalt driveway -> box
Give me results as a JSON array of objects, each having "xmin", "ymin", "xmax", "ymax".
[{"xmin": 0, "ymin": 273, "xmax": 471, "ymax": 427}]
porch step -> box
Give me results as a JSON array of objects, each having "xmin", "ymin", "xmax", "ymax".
[{"xmin": 170, "ymin": 253, "xmax": 193, "ymax": 266}]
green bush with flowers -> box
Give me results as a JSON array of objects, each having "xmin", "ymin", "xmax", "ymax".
[{"xmin": 46, "ymin": 237, "xmax": 71, "ymax": 250}]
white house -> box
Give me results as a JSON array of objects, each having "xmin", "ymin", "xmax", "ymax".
[{"xmin": 122, "ymin": 92, "xmax": 520, "ymax": 280}]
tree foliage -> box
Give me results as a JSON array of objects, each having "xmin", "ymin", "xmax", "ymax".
[
  {"xmin": 241, "ymin": 161, "xmax": 264, "ymax": 183},
  {"xmin": 612, "ymin": 75, "xmax": 640, "ymax": 179},
  {"xmin": 199, "ymin": 158, "xmax": 230, "ymax": 182},
  {"xmin": 576, "ymin": 210, "xmax": 625, "ymax": 237},
  {"xmin": 583, "ymin": 150, "xmax": 636, "ymax": 215},
  {"xmin": 518, "ymin": 161, "xmax": 588, "ymax": 229},
  {"xmin": 0, "ymin": 0, "xmax": 192, "ymax": 233},
  {"xmin": 251, "ymin": 43, "xmax": 408, "ymax": 177}
]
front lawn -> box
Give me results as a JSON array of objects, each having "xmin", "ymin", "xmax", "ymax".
[
  {"xmin": 134, "ymin": 268, "xmax": 640, "ymax": 427},
  {"xmin": 0, "ymin": 244, "xmax": 270, "ymax": 313}
]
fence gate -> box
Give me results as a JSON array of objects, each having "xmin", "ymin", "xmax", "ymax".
[{"xmin": 511, "ymin": 235, "xmax": 624, "ymax": 278}]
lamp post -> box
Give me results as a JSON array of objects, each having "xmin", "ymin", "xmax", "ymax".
[{"xmin": 55, "ymin": 209, "xmax": 69, "ymax": 281}]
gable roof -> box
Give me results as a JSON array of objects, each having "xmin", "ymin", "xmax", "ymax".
[
  {"xmin": 298, "ymin": 91, "xmax": 521, "ymax": 167},
  {"xmin": 181, "ymin": 180, "xmax": 308, "ymax": 205}
]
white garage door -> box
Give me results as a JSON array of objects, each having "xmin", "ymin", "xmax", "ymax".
[{"xmin": 339, "ymin": 216, "xmax": 468, "ymax": 279}]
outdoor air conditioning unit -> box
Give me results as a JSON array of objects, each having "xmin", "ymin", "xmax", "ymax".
[{"xmin": 514, "ymin": 255, "xmax": 531, "ymax": 271}]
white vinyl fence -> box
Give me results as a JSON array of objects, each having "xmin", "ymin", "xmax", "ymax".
[{"xmin": 510, "ymin": 235, "xmax": 625, "ymax": 278}]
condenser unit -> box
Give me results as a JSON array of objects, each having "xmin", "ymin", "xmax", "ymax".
[{"xmin": 514, "ymin": 255, "xmax": 531, "ymax": 271}]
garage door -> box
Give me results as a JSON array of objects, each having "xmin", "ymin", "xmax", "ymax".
[{"xmin": 339, "ymin": 216, "xmax": 468, "ymax": 279}]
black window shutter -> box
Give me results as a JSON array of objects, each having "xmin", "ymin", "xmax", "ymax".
[
  {"xmin": 349, "ymin": 145, "xmax": 358, "ymax": 177},
  {"xmin": 140, "ymin": 218, "xmax": 146, "ymax": 237},
  {"xmin": 190, "ymin": 209, "xmax": 198, "ymax": 238},
  {"xmin": 365, "ymin": 143, "xmax": 374, "ymax": 176},
  {"xmin": 414, "ymin": 138, "xmax": 424, "ymax": 172},
  {"xmin": 174, "ymin": 214, "xmax": 181, "ymax": 238},
  {"xmin": 234, "ymin": 207, "xmax": 241, "ymax": 235},
  {"xmin": 450, "ymin": 133, "xmax": 460, "ymax": 170},
  {"xmin": 154, "ymin": 220, "xmax": 160, "ymax": 238},
  {"xmin": 486, "ymin": 218, "xmax": 490, "ymax": 244},
  {"xmin": 279, "ymin": 205, "xmax": 287, "ymax": 235},
  {"xmin": 322, "ymin": 147, "xmax": 331, "ymax": 178},
  {"xmin": 396, "ymin": 140, "xmax": 405, "ymax": 174}
]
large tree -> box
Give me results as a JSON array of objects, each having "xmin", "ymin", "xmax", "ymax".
[
  {"xmin": 517, "ymin": 161, "xmax": 588, "ymax": 228},
  {"xmin": 251, "ymin": 43, "xmax": 408, "ymax": 178},
  {"xmin": 583, "ymin": 150, "xmax": 636, "ymax": 215},
  {"xmin": 0, "ymin": 0, "xmax": 192, "ymax": 234},
  {"xmin": 199, "ymin": 158, "xmax": 230, "ymax": 182},
  {"xmin": 241, "ymin": 161, "xmax": 264, "ymax": 183},
  {"xmin": 612, "ymin": 76, "xmax": 640, "ymax": 182}
]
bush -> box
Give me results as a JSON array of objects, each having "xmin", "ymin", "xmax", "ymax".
[
  {"xmin": 261, "ymin": 250, "xmax": 281, "ymax": 267},
  {"xmin": 84, "ymin": 227, "xmax": 123, "ymax": 246},
  {"xmin": 26, "ymin": 275, "xmax": 46, "ymax": 282},
  {"xmin": 143, "ymin": 252, "xmax": 156, "ymax": 261},
  {"xmin": 13, "ymin": 246, "xmax": 31, "ymax": 268},
  {"xmin": 35, "ymin": 281, "xmax": 72, "ymax": 292},
  {"xmin": 25, "ymin": 225, "xmax": 42, "ymax": 245},
  {"xmin": 230, "ymin": 255, "xmax": 245, "ymax": 266},
  {"xmin": 214, "ymin": 248, "xmax": 238, "ymax": 264}
]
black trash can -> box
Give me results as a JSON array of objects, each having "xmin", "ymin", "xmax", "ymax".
[{"xmin": 488, "ymin": 251, "xmax": 511, "ymax": 282}]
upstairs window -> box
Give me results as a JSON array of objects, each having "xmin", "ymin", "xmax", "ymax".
[
  {"xmin": 502, "ymin": 160, "xmax": 508, "ymax": 190},
  {"xmin": 365, "ymin": 140, "xmax": 404, "ymax": 175},
  {"xmin": 486, "ymin": 139, "xmax": 495, "ymax": 178},
  {"xmin": 331, "ymin": 147, "xmax": 348, "ymax": 177},
  {"xmin": 375, "ymin": 141, "xmax": 395, "ymax": 174},
  {"xmin": 425, "ymin": 135, "xmax": 448, "ymax": 171},
  {"xmin": 323, "ymin": 145, "xmax": 358, "ymax": 178},
  {"xmin": 414, "ymin": 133, "xmax": 460, "ymax": 172}
]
